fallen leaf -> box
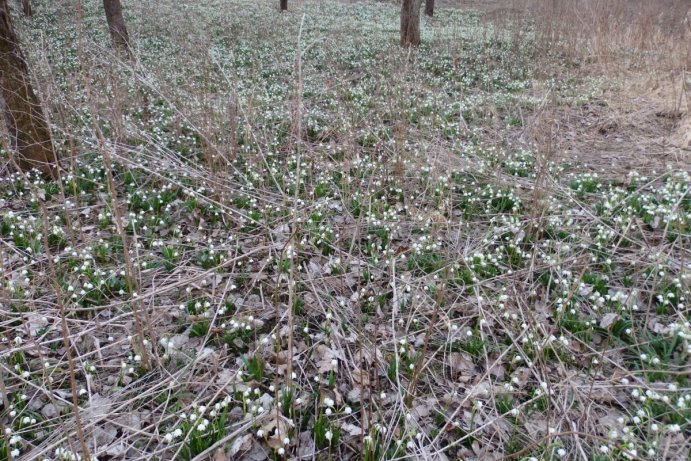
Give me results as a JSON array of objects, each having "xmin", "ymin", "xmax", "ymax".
[
  {"xmin": 449, "ymin": 352, "xmax": 475, "ymax": 377},
  {"xmin": 352, "ymin": 368, "xmax": 370, "ymax": 386},
  {"xmin": 227, "ymin": 433, "xmax": 253, "ymax": 457},
  {"xmin": 599, "ymin": 313, "xmax": 619, "ymax": 329},
  {"xmin": 341, "ymin": 422, "xmax": 363, "ymax": 436}
]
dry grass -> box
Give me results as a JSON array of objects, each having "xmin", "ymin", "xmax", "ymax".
[
  {"xmin": 469, "ymin": 0, "xmax": 691, "ymax": 178},
  {"xmin": 0, "ymin": 1, "xmax": 689, "ymax": 461}
]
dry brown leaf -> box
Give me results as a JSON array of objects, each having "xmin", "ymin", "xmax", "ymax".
[
  {"xmin": 599, "ymin": 312, "xmax": 619, "ymax": 329},
  {"xmin": 259, "ymin": 414, "xmax": 294, "ymax": 450},
  {"xmin": 347, "ymin": 386, "xmax": 367, "ymax": 403},
  {"xmin": 227, "ymin": 433, "xmax": 253, "ymax": 457},
  {"xmin": 352, "ymin": 368, "xmax": 370, "ymax": 386},
  {"xmin": 449, "ymin": 352, "xmax": 475, "ymax": 377},
  {"xmin": 341, "ymin": 422, "xmax": 363, "ymax": 436}
]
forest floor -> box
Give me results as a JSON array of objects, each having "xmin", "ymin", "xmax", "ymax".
[{"xmin": 1, "ymin": 0, "xmax": 690, "ymax": 460}]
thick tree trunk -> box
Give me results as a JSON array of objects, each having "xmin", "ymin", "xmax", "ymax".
[
  {"xmin": 21, "ymin": 0, "xmax": 31, "ymax": 17},
  {"xmin": 280, "ymin": 0, "xmax": 287, "ymax": 11},
  {"xmin": 103, "ymin": 0, "xmax": 131, "ymax": 53},
  {"xmin": 400, "ymin": 0, "xmax": 422, "ymax": 47},
  {"xmin": 0, "ymin": 0, "xmax": 57, "ymax": 178},
  {"xmin": 425, "ymin": 0, "xmax": 434, "ymax": 17}
]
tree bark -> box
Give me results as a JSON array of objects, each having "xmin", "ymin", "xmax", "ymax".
[
  {"xmin": 400, "ymin": 0, "xmax": 422, "ymax": 47},
  {"xmin": 21, "ymin": 0, "xmax": 31, "ymax": 17},
  {"xmin": 280, "ymin": 0, "xmax": 287, "ymax": 11},
  {"xmin": 424, "ymin": 0, "xmax": 434, "ymax": 17},
  {"xmin": 0, "ymin": 0, "xmax": 57, "ymax": 178},
  {"xmin": 103, "ymin": 0, "xmax": 131, "ymax": 54}
]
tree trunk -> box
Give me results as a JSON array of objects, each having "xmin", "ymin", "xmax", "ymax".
[
  {"xmin": 424, "ymin": 0, "xmax": 434, "ymax": 17},
  {"xmin": 0, "ymin": 0, "xmax": 57, "ymax": 178},
  {"xmin": 21, "ymin": 0, "xmax": 31, "ymax": 17},
  {"xmin": 400, "ymin": 0, "xmax": 422, "ymax": 47},
  {"xmin": 280, "ymin": 0, "xmax": 287, "ymax": 11},
  {"xmin": 103, "ymin": 0, "xmax": 131, "ymax": 54}
]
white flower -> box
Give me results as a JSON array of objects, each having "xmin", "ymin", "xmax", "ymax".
[{"xmin": 325, "ymin": 430, "xmax": 333, "ymax": 441}]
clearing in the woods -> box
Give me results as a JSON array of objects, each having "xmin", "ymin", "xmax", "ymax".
[{"xmin": 0, "ymin": 1, "xmax": 689, "ymax": 460}]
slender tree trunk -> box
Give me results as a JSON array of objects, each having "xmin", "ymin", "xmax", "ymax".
[
  {"xmin": 400, "ymin": 0, "xmax": 422, "ymax": 47},
  {"xmin": 0, "ymin": 0, "xmax": 57, "ymax": 178},
  {"xmin": 425, "ymin": 0, "xmax": 434, "ymax": 17},
  {"xmin": 280, "ymin": 0, "xmax": 287, "ymax": 11},
  {"xmin": 103, "ymin": 0, "xmax": 131, "ymax": 54},
  {"xmin": 21, "ymin": 0, "xmax": 31, "ymax": 17}
]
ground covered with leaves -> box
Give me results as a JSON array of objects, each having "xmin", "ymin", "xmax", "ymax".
[{"xmin": 0, "ymin": 0, "xmax": 689, "ymax": 460}]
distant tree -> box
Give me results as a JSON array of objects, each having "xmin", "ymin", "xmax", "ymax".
[
  {"xmin": 20, "ymin": 0, "xmax": 30, "ymax": 16},
  {"xmin": 425, "ymin": 0, "xmax": 434, "ymax": 17},
  {"xmin": 400, "ymin": 0, "xmax": 422, "ymax": 47},
  {"xmin": 0, "ymin": 0, "xmax": 57, "ymax": 178},
  {"xmin": 103, "ymin": 0, "xmax": 131, "ymax": 54},
  {"xmin": 280, "ymin": 0, "xmax": 287, "ymax": 11}
]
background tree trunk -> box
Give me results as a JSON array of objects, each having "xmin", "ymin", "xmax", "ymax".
[
  {"xmin": 103, "ymin": 0, "xmax": 131, "ymax": 53},
  {"xmin": 0, "ymin": 0, "xmax": 57, "ymax": 178},
  {"xmin": 400, "ymin": 0, "xmax": 422, "ymax": 47},
  {"xmin": 425, "ymin": 0, "xmax": 434, "ymax": 17},
  {"xmin": 280, "ymin": 0, "xmax": 287, "ymax": 11},
  {"xmin": 21, "ymin": 0, "xmax": 31, "ymax": 16}
]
